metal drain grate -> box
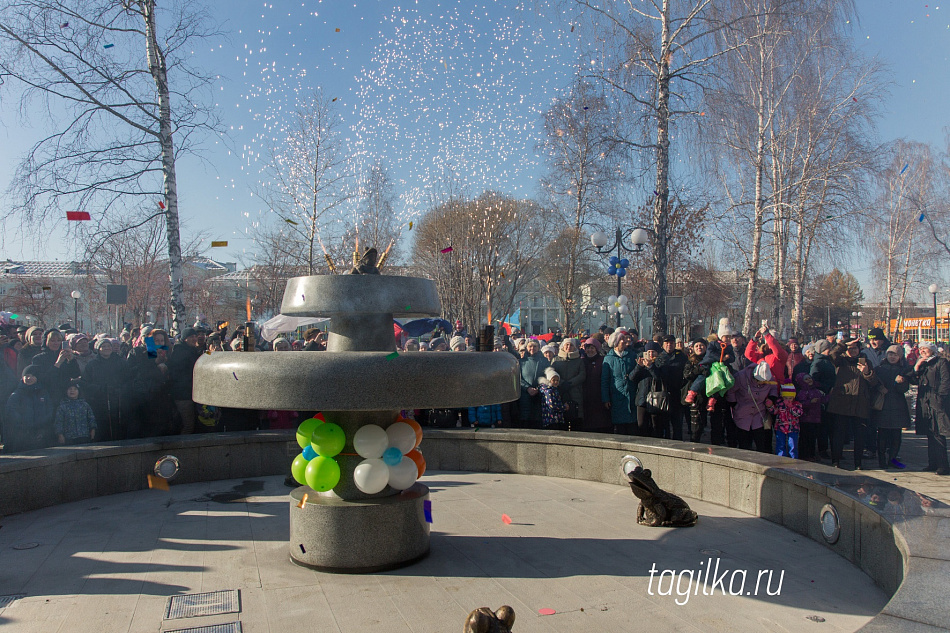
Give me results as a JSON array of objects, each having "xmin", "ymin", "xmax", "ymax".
[
  {"xmin": 166, "ymin": 622, "xmax": 242, "ymax": 633},
  {"xmin": 0, "ymin": 595, "xmax": 24, "ymax": 609},
  {"xmin": 165, "ymin": 590, "xmax": 241, "ymax": 620}
]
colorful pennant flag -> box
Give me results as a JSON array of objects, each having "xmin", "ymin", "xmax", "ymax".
[{"xmin": 66, "ymin": 211, "xmax": 91, "ymax": 221}]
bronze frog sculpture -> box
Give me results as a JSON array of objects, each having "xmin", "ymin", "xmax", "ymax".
[
  {"xmin": 464, "ymin": 605, "xmax": 515, "ymax": 633},
  {"xmin": 626, "ymin": 467, "xmax": 698, "ymax": 527}
]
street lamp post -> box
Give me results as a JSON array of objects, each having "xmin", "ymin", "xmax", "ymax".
[
  {"xmin": 70, "ymin": 290, "xmax": 81, "ymax": 330},
  {"xmin": 591, "ymin": 227, "xmax": 651, "ymax": 328},
  {"xmin": 930, "ymin": 283, "xmax": 939, "ymax": 342}
]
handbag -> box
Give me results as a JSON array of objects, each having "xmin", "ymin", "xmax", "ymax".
[
  {"xmin": 646, "ymin": 377, "xmax": 669, "ymax": 413},
  {"xmin": 748, "ymin": 383, "xmax": 774, "ymax": 431},
  {"xmin": 705, "ymin": 346, "xmax": 736, "ymax": 397},
  {"xmin": 871, "ymin": 385, "xmax": 887, "ymax": 411}
]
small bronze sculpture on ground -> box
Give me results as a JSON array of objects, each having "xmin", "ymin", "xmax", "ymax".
[
  {"xmin": 626, "ymin": 467, "xmax": 698, "ymax": 527},
  {"xmin": 464, "ymin": 605, "xmax": 515, "ymax": 633}
]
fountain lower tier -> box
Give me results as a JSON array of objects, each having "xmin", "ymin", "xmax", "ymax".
[{"xmin": 289, "ymin": 483, "xmax": 430, "ymax": 572}]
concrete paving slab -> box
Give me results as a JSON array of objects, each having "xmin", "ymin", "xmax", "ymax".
[{"xmin": 0, "ymin": 472, "xmax": 887, "ymax": 632}]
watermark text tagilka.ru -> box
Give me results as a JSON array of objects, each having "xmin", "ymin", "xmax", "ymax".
[{"xmin": 647, "ymin": 558, "xmax": 785, "ymax": 606}]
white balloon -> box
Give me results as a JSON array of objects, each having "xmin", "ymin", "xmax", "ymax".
[
  {"xmin": 386, "ymin": 422, "xmax": 416, "ymax": 454},
  {"xmin": 387, "ymin": 456, "xmax": 418, "ymax": 490},
  {"xmin": 617, "ymin": 304, "xmax": 629, "ymax": 315},
  {"xmin": 607, "ymin": 304, "xmax": 618, "ymax": 314},
  {"xmin": 618, "ymin": 295, "xmax": 629, "ymax": 305},
  {"xmin": 353, "ymin": 425, "xmax": 389, "ymax": 459},
  {"xmin": 607, "ymin": 295, "xmax": 618, "ymax": 304},
  {"xmin": 353, "ymin": 458, "xmax": 389, "ymax": 494}
]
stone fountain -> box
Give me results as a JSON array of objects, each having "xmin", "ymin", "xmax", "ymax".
[{"xmin": 192, "ymin": 273, "xmax": 519, "ymax": 572}]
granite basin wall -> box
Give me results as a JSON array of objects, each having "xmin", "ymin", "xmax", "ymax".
[{"xmin": 0, "ymin": 428, "xmax": 946, "ymax": 631}]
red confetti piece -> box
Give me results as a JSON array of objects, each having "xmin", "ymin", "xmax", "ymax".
[
  {"xmin": 538, "ymin": 608, "xmax": 556, "ymax": 616},
  {"xmin": 158, "ymin": 201, "xmax": 165, "ymax": 209},
  {"xmin": 501, "ymin": 514, "xmax": 512, "ymax": 524},
  {"xmin": 440, "ymin": 246, "xmax": 453, "ymax": 253},
  {"xmin": 66, "ymin": 211, "xmax": 91, "ymax": 221}
]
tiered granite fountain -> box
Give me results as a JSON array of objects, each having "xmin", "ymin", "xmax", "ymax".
[{"xmin": 192, "ymin": 266, "xmax": 519, "ymax": 572}]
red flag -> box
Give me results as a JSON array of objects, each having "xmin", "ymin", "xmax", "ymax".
[
  {"xmin": 536, "ymin": 332, "xmax": 555, "ymax": 343},
  {"xmin": 66, "ymin": 211, "xmax": 91, "ymax": 221},
  {"xmin": 502, "ymin": 322, "xmax": 513, "ymax": 336}
]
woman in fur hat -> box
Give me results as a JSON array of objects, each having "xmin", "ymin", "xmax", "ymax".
[{"xmin": 552, "ymin": 338, "xmax": 586, "ymax": 429}]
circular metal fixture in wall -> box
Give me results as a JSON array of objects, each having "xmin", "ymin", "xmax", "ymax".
[
  {"xmin": 154, "ymin": 455, "xmax": 180, "ymax": 481},
  {"xmin": 819, "ymin": 503, "xmax": 840, "ymax": 544},
  {"xmin": 620, "ymin": 454, "xmax": 643, "ymax": 478}
]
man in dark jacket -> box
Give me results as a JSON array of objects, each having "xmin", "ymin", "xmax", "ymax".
[
  {"xmin": 912, "ymin": 342, "xmax": 950, "ymax": 475},
  {"xmin": 3, "ymin": 365, "xmax": 55, "ymax": 452},
  {"xmin": 810, "ymin": 339, "xmax": 837, "ymax": 460},
  {"xmin": 168, "ymin": 328, "xmax": 204, "ymax": 434},
  {"xmin": 656, "ymin": 334, "xmax": 687, "ymax": 440}
]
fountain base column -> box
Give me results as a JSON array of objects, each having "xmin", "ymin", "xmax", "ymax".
[{"xmin": 288, "ymin": 483, "xmax": 430, "ymax": 572}]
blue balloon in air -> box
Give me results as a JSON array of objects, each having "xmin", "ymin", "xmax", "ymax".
[
  {"xmin": 383, "ymin": 446, "xmax": 403, "ymax": 466},
  {"xmin": 302, "ymin": 445, "xmax": 317, "ymax": 460}
]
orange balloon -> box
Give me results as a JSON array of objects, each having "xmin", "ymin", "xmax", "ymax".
[
  {"xmin": 404, "ymin": 418, "xmax": 423, "ymax": 448},
  {"xmin": 407, "ymin": 449, "xmax": 426, "ymax": 478}
]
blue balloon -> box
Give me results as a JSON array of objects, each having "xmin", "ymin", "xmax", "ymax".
[
  {"xmin": 616, "ymin": 268, "xmax": 626, "ymax": 278},
  {"xmin": 608, "ymin": 255, "xmax": 619, "ymax": 265},
  {"xmin": 302, "ymin": 445, "xmax": 317, "ymax": 460},
  {"xmin": 383, "ymin": 446, "xmax": 403, "ymax": 466},
  {"xmin": 607, "ymin": 267, "xmax": 617, "ymax": 275},
  {"xmin": 620, "ymin": 258, "xmax": 630, "ymax": 268}
]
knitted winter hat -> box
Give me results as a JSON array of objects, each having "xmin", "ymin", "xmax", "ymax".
[
  {"xmin": 780, "ymin": 382, "xmax": 796, "ymax": 398},
  {"xmin": 544, "ymin": 367, "xmax": 560, "ymax": 381},
  {"xmin": 541, "ymin": 344, "xmax": 558, "ymax": 356},
  {"xmin": 607, "ymin": 328, "xmax": 628, "ymax": 348},
  {"xmin": 449, "ymin": 335, "xmax": 466, "ymax": 351},
  {"xmin": 22, "ymin": 364, "xmax": 39, "ymax": 378},
  {"xmin": 753, "ymin": 361, "xmax": 772, "ymax": 382}
]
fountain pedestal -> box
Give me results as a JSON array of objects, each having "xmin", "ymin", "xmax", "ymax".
[{"xmin": 192, "ymin": 274, "xmax": 518, "ymax": 572}]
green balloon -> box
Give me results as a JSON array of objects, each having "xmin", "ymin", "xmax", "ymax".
[
  {"xmin": 304, "ymin": 456, "xmax": 341, "ymax": 492},
  {"xmin": 310, "ymin": 422, "xmax": 345, "ymax": 457},
  {"xmin": 291, "ymin": 453, "xmax": 309, "ymax": 485},
  {"xmin": 296, "ymin": 417, "xmax": 323, "ymax": 449}
]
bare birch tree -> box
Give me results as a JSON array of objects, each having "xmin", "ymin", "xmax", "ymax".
[
  {"xmin": 256, "ymin": 89, "xmax": 353, "ymax": 275},
  {"xmin": 0, "ymin": 0, "xmax": 221, "ymax": 335}
]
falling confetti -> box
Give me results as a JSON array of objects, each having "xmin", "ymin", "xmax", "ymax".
[
  {"xmin": 440, "ymin": 246, "xmax": 453, "ymax": 253},
  {"xmin": 59, "ymin": 22, "xmax": 68, "ymax": 28},
  {"xmin": 103, "ymin": 43, "xmax": 114, "ymax": 49},
  {"xmin": 158, "ymin": 201, "xmax": 165, "ymax": 210},
  {"xmin": 296, "ymin": 493, "xmax": 309, "ymax": 508},
  {"xmin": 423, "ymin": 500, "xmax": 433, "ymax": 523},
  {"xmin": 919, "ymin": 213, "xmax": 926, "ymax": 222},
  {"xmin": 900, "ymin": 164, "xmax": 909, "ymax": 174},
  {"xmin": 538, "ymin": 608, "xmax": 556, "ymax": 616},
  {"xmin": 211, "ymin": 240, "xmax": 228, "ymax": 247},
  {"xmin": 335, "ymin": 28, "xmax": 341, "ymax": 32},
  {"xmin": 501, "ymin": 513, "xmax": 512, "ymax": 524},
  {"xmin": 408, "ymin": 221, "xmax": 413, "ymax": 230},
  {"xmin": 66, "ymin": 211, "xmax": 91, "ymax": 221},
  {"xmin": 283, "ymin": 218, "xmax": 298, "ymax": 225},
  {"xmin": 232, "ymin": 372, "xmax": 239, "ymax": 380},
  {"xmin": 385, "ymin": 351, "xmax": 399, "ymax": 360},
  {"xmin": 299, "ymin": 544, "xmax": 306, "ymax": 553}
]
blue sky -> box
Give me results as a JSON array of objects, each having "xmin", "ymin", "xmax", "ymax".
[{"xmin": 0, "ymin": 0, "xmax": 947, "ymax": 273}]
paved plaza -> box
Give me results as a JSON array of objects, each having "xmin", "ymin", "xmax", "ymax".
[{"xmin": 0, "ymin": 470, "xmax": 888, "ymax": 632}]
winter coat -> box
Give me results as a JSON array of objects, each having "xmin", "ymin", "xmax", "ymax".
[
  {"xmin": 82, "ymin": 353, "xmax": 127, "ymax": 441},
  {"xmin": 126, "ymin": 347, "xmax": 176, "ymax": 437},
  {"xmin": 810, "ymin": 354, "xmax": 837, "ymax": 395},
  {"xmin": 3, "ymin": 342, "xmax": 18, "ymax": 375},
  {"xmin": 552, "ymin": 354, "xmax": 586, "ymax": 417},
  {"xmin": 702, "ymin": 341, "xmax": 735, "ymax": 370},
  {"xmin": 872, "ymin": 359, "xmax": 912, "ymax": 430},
  {"xmin": 745, "ymin": 333, "xmax": 790, "ymax": 384},
  {"xmin": 786, "ymin": 351, "xmax": 805, "ymax": 381},
  {"xmin": 769, "ymin": 398, "xmax": 803, "ymax": 434},
  {"xmin": 601, "ymin": 348, "xmax": 637, "ymax": 425},
  {"xmin": 826, "ymin": 345, "xmax": 877, "ymax": 420},
  {"xmin": 539, "ymin": 379, "xmax": 568, "ymax": 427},
  {"xmin": 3, "ymin": 382, "xmax": 55, "ymax": 452},
  {"xmin": 862, "ymin": 345, "xmax": 889, "ymax": 368},
  {"xmin": 683, "ymin": 351, "xmax": 708, "ymax": 402},
  {"xmin": 16, "ymin": 343, "xmax": 42, "ymax": 377},
  {"xmin": 30, "ymin": 349, "xmax": 81, "ymax": 404},
  {"xmin": 656, "ymin": 349, "xmax": 688, "ymax": 394},
  {"xmin": 518, "ymin": 351, "xmax": 549, "ymax": 422},
  {"xmin": 792, "ymin": 359, "xmax": 813, "ymax": 382},
  {"xmin": 168, "ymin": 342, "xmax": 204, "ymax": 401},
  {"xmin": 793, "ymin": 372, "xmax": 827, "ymax": 425},
  {"xmin": 912, "ymin": 356, "xmax": 950, "ymax": 437},
  {"xmin": 581, "ymin": 354, "xmax": 611, "ymax": 430},
  {"xmin": 54, "ymin": 397, "xmax": 97, "ymax": 440},
  {"xmin": 468, "ymin": 404, "xmax": 502, "ymax": 427},
  {"xmin": 726, "ymin": 364, "xmax": 778, "ymax": 431},
  {"xmin": 630, "ymin": 362, "xmax": 665, "ymax": 409}
]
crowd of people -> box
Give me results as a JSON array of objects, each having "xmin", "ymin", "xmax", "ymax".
[{"xmin": 2, "ymin": 315, "xmax": 949, "ymax": 478}]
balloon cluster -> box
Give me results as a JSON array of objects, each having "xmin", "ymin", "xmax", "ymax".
[
  {"xmin": 607, "ymin": 295, "xmax": 629, "ymax": 315},
  {"xmin": 607, "ymin": 256, "xmax": 629, "ymax": 277},
  {"xmin": 291, "ymin": 414, "xmax": 344, "ymax": 492},
  {"xmin": 352, "ymin": 416, "xmax": 426, "ymax": 494}
]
